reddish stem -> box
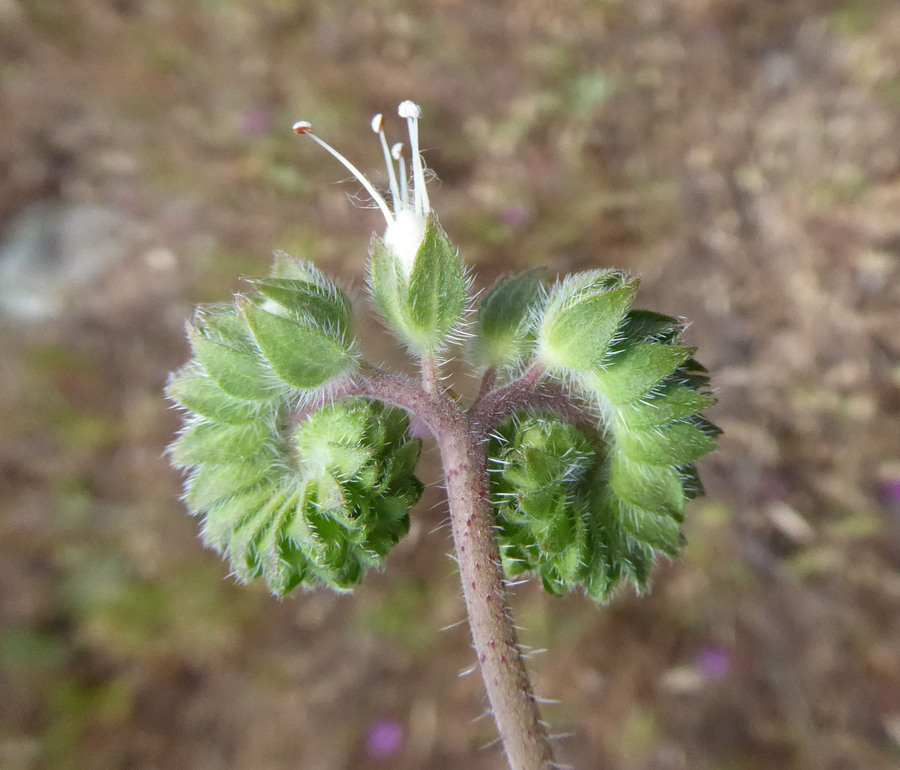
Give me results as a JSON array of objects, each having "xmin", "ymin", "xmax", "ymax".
[
  {"xmin": 438, "ymin": 420, "xmax": 555, "ymax": 770},
  {"xmin": 354, "ymin": 363, "xmax": 556, "ymax": 769}
]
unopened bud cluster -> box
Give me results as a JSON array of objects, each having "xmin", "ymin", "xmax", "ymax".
[
  {"xmin": 477, "ymin": 268, "xmax": 719, "ymax": 599},
  {"xmin": 167, "ymin": 255, "xmax": 423, "ymax": 593}
]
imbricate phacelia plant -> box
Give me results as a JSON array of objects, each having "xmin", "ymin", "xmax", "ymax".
[{"xmin": 166, "ymin": 101, "xmax": 719, "ymax": 769}]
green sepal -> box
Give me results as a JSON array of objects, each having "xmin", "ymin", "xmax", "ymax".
[
  {"xmin": 582, "ymin": 540, "xmax": 617, "ymax": 602},
  {"xmin": 241, "ymin": 299, "xmax": 356, "ymax": 389},
  {"xmin": 673, "ymin": 358, "xmax": 711, "ymax": 391},
  {"xmin": 407, "ymin": 215, "xmax": 467, "ymax": 343},
  {"xmin": 169, "ymin": 419, "xmax": 270, "ymax": 468},
  {"xmin": 382, "ymin": 440, "xmax": 424, "ymax": 488},
  {"xmin": 189, "ymin": 306, "xmax": 276, "ymax": 401},
  {"xmin": 469, "ymin": 268, "xmax": 545, "ymax": 370},
  {"xmin": 616, "ymin": 420, "xmax": 719, "ymax": 466},
  {"xmin": 224, "ymin": 485, "xmax": 297, "ymax": 577},
  {"xmin": 679, "ymin": 463, "xmax": 705, "ymax": 500},
  {"xmin": 369, "ymin": 237, "xmax": 408, "ymax": 342},
  {"xmin": 543, "ymin": 509, "xmax": 588, "ymax": 581},
  {"xmin": 201, "ymin": 482, "xmax": 282, "ymax": 552},
  {"xmin": 589, "ymin": 343, "xmax": 693, "ymax": 405},
  {"xmin": 369, "ymin": 215, "xmax": 466, "ymax": 353},
  {"xmin": 615, "ymin": 499, "xmax": 683, "ymax": 555},
  {"xmin": 622, "ymin": 540, "xmax": 654, "ymax": 587},
  {"xmin": 166, "ymin": 366, "xmax": 265, "ymax": 425},
  {"xmin": 617, "ymin": 382, "xmax": 714, "ymax": 428},
  {"xmin": 189, "ymin": 333, "xmax": 275, "ymax": 401},
  {"xmin": 293, "ymin": 400, "xmax": 374, "ymax": 479},
  {"xmin": 261, "ymin": 537, "xmax": 308, "ymax": 595},
  {"xmin": 301, "ymin": 507, "xmax": 367, "ymax": 584},
  {"xmin": 309, "ymin": 475, "xmax": 356, "ymax": 525},
  {"xmin": 538, "ymin": 271, "xmax": 638, "ymax": 373},
  {"xmin": 613, "ymin": 309, "xmax": 684, "ymax": 347},
  {"xmin": 608, "ymin": 453, "xmax": 685, "ymax": 520},
  {"xmin": 186, "ymin": 455, "xmax": 275, "ymax": 512},
  {"xmin": 249, "ymin": 275, "xmax": 352, "ymax": 337},
  {"xmin": 361, "ymin": 494, "xmax": 415, "ymax": 557},
  {"xmin": 687, "ymin": 413, "xmax": 723, "ymax": 440},
  {"xmin": 270, "ymin": 250, "xmax": 323, "ymax": 280},
  {"xmin": 196, "ymin": 304, "xmax": 257, "ymax": 348}
]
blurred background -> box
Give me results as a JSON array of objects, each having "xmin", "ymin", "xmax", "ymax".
[{"xmin": 1, "ymin": 1, "xmax": 899, "ymax": 768}]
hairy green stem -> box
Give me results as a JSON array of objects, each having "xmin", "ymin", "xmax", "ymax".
[
  {"xmin": 356, "ymin": 363, "xmax": 555, "ymax": 768},
  {"xmin": 438, "ymin": 420, "xmax": 555, "ymax": 770}
]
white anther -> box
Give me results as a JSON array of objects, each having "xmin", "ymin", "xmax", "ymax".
[
  {"xmin": 398, "ymin": 100, "xmax": 421, "ymax": 119},
  {"xmin": 370, "ymin": 113, "xmax": 384, "ymax": 133}
]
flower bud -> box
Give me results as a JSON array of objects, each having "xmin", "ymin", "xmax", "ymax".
[
  {"xmin": 469, "ymin": 268, "xmax": 545, "ymax": 370},
  {"xmin": 370, "ymin": 213, "xmax": 466, "ymax": 352},
  {"xmin": 537, "ymin": 270, "xmax": 638, "ymax": 374}
]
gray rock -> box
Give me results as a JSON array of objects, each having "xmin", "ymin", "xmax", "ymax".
[{"xmin": 0, "ymin": 201, "xmax": 139, "ymax": 321}]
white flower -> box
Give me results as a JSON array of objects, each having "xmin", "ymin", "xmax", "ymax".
[{"xmin": 293, "ymin": 101, "xmax": 431, "ymax": 276}]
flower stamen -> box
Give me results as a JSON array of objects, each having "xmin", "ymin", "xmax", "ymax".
[
  {"xmin": 292, "ymin": 104, "xmax": 432, "ymax": 277},
  {"xmin": 391, "ymin": 142, "xmax": 408, "ymax": 209},
  {"xmin": 398, "ymin": 100, "xmax": 430, "ymax": 216},
  {"xmin": 371, "ymin": 113, "xmax": 403, "ymax": 216},
  {"xmin": 292, "ymin": 120, "xmax": 395, "ymax": 225}
]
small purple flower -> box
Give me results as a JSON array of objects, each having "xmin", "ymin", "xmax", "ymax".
[
  {"xmin": 878, "ymin": 477, "xmax": 900, "ymax": 506},
  {"xmin": 695, "ymin": 645, "xmax": 732, "ymax": 680},
  {"xmin": 500, "ymin": 203, "xmax": 533, "ymax": 230},
  {"xmin": 366, "ymin": 718, "xmax": 404, "ymax": 759},
  {"xmin": 240, "ymin": 107, "xmax": 272, "ymax": 137}
]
